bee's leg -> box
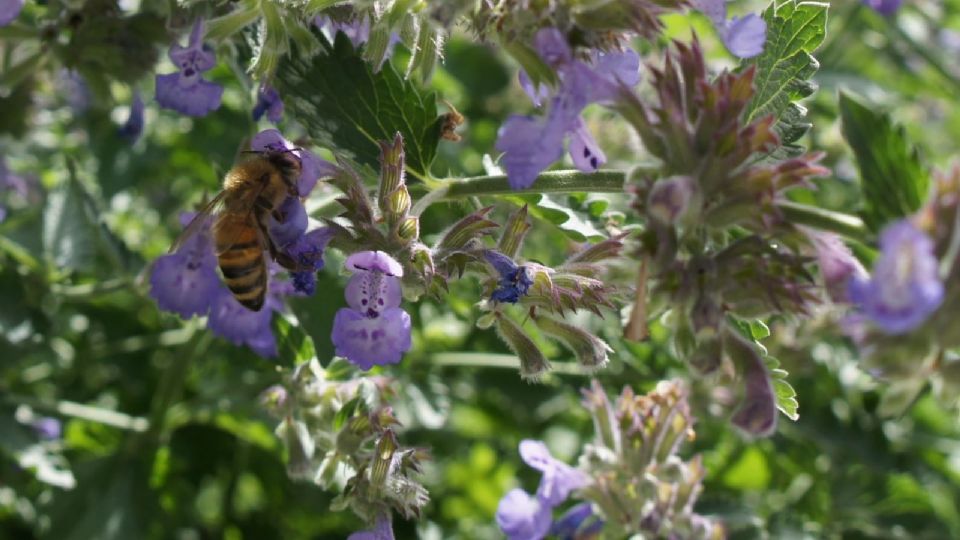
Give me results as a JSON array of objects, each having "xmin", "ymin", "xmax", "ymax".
[{"xmin": 266, "ymin": 235, "xmax": 313, "ymax": 272}]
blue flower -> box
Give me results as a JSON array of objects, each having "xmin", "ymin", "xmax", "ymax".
[
  {"xmin": 496, "ymin": 488, "xmax": 552, "ymax": 540},
  {"xmin": 496, "ymin": 29, "xmax": 639, "ymax": 189},
  {"xmin": 155, "ymin": 20, "xmax": 224, "ymax": 117},
  {"xmin": 863, "ymin": 0, "xmax": 902, "ymax": 15},
  {"xmin": 119, "ymin": 90, "xmax": 145, "ymax": 142},
  {"xmin": 848, "ymin": 220, "xmax": 944, "ymax": 334},
  {"xmin": 32, "ymin": 417, "xmax": 62, "ymax": 441},
  {"xmin": 347, "ymin": 513, "xmax": 395, "ymax": 540},
  {"xmin": 0, "ymin": 0, "xmax": 23, "ymax": 27},
  {"xmin": 331, "ymin": 251, "xmax": 412, "ymax": 370},
  {"xmin": 252, "ymin": 83, "xmax": 284, "ymax": 124},
  {"xmin": 550, "ymin": 502, "xmax": 603, "ymax": 540},
  {"xmin": 693, "ymin": 0, "xmax": 767, "ymax": 58},
  {"xmin": 284, "ymin": 227, "xmax": 336, "ymax": 295},
  {"xmin": 206, "ymin": 286, "xmax": 281, "ymax": 357},
  {"xmin": 484, "ymin": 251, "xmax": 533, "ymax": 303},
  {"xmin": 149, "ymin": 213, "xmax": 222, "ymax": 319}
]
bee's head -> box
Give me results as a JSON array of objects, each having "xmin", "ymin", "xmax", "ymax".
[{"xmin": 245, "ymin": 148, "xmax": 303, "ymax": 195}]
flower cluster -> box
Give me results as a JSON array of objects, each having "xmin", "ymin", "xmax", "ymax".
[
  {"xmin": 149, "ymin": 130, "xmax": 335, "ymax": 357},
  {"xmin": 496, "ymin": 380, "xmax": 723, "ymax": 539},
  {"xmin": 496, "ymin": 28, "xmax": 640, "ymax": 189},
  {"xmin": 263, "ymin": 359, "xmax": 428, "ymax": 538}
]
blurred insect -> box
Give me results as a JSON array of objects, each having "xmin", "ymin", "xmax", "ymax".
[
  {"xmin": 439, "ymin": 100, "xmax": 465, "ymax": 142},
  {"xmin": 171, "ymin": 149, "xmax": 306, "ymax": 311}
]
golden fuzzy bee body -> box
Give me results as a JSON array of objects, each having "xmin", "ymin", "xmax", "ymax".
[{"xmin": 173, "ymin": 150, "xmax": 303, "ymax": 311}]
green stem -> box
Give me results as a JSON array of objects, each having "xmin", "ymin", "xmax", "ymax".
[
  {"xmin": 145, "ymin": 328, "xmax": 211, "ymax": 445},
  {"xmin": 2, "ymin": 394, "xmax": 149, "ymax": 432},
  {"xmin": 433, "ymin": 352, "xmax": 589, "ymax": 376},
  {"xmin": 435, "ymin": 169, "xmax": 868, "ymax": 240},
  {"xmin": 440, "ymin": 170, "xmax": 627, "ymax": 199}
]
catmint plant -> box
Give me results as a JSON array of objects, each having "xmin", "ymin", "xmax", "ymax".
[{"xmin": 155, "ymin": 20, "xmax": 223, "ymax": 117}]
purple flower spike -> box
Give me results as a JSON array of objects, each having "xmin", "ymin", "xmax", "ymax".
[
  {"xmin": 519, "ymin": 439, "xmax": 589, "ymax": 506},
  {"xmin": 693, "ymin": 0, "xmax": 767, "ymax": 58},
  {"xmin": 332, "ymin": 251, "xmax": 412, "ymax": 370},
  {"xmin": 864, "ymin": 0, "xmax": 902, "ymax": 15},
  {"xmin": 149, "ymin": 214, "xmax": 221, "ymax": 319},
  {"xmin": 253, "ymin": 83, "xmax": 284, "ymax": 124},
  {"xmin": 347, "ymin": 513, "xmax": 395, "ymax": 540},
  {"xmin": 484, "ymin": 250, "xmax": 533, "ymax": 303},
  {"xmin": 119, "ymin": 90, "xmax": 145, "ymax": 142},
  {"xmin": 207, "ymin": 289, "xmax": 280, "ymax": 358},
  {"xmin": 0, "ymin": 0, "xmax": 24, "ymax": 27},
  {"xmin": 155, "ymin": 20, "xmax": 224, "ymax": 117},
  {"xmin": 848, "ymin": 220, "xmax": 944, "ymax": 334},
  {"xmin": 495, "ymin": 488, "xmax": 552, "ymax": 540}
]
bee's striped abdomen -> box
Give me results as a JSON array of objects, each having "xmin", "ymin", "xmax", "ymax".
[{"xmin": 215, "ymin": 214, "xmax": 267, "ymax": 311}]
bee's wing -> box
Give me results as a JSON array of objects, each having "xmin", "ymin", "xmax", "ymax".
[{"xmin": 168, "ymin": 191, "xmax": 229, "ymax": 254}]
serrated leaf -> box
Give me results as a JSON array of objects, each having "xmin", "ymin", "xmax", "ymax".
[
  {"xmin": 838, "ymin": 92, "xmax": 930, "ymax": 232},
  {"xmin": 509, "ymin": 194, "xmax": 605, "ymax": 242},
  {"xmin": 743, "ymin": 1, "xmax": 828, "ymax": 148},
  {"xmin": 773, "ymin": 377, "xmax": 800, "ymax": 421},
  {"xmin": 273, "ymin": 313, "xmax": 318, "ymax": 366},
  {"xmin": 276, "ymin": 31, "xmax": 444, "ymax": 178}
]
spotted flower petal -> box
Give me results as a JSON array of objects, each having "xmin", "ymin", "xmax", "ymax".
[
  {"xmin": 331, "ymin": 307, "xmax": 412, "ymax": 370},
  {"xmin": 155, "ymin": 20, "xmax": 223, "ymax": 117},
  {"xmin": 207, "ymin": 289, "xmax": 279, "ymax": 358},
  {"xmin": 149, "ymin": 217, "xmax": 221, "ymax": 319},
  {"xmin": 495, "ymin": 488, "xmax": 552, "ymax": 540},
  {"xmin": 568, "ymin": 120, "xmax": 606, "ymax": 172},
  {"xmin": 345, "ymin": 250, "xmax": 404, "ymax": 276}
]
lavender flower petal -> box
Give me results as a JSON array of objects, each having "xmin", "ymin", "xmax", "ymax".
[
  {"xmin": 550, "ymin": 502, "xmax": 603, "ymax": 540},
  {"xmin": 533, "ymin": 28, "xmax": 573, "ymax": 67},
  {"xmin": 268, "ymin": 196, "xmax": 308, "ymax": 248},
  {"xmin": 484, "ymin": 251, "xmax": 533, "ymax": 304},
  {"xmin": 723, "ymin": 14, "xmax": 767, "ymax": 59},
  {"xmin": 519, "ymin": 439, "xmax": 589, "ymax": 506},
  {"xmin": 155, "ymin": 73, "xmax": 223, "ymax": 117},
  {"xmin": 149, "ymin": 219, "xmax": 221, "ymax": 318},
  {"xmin": 253, "ymin": 84, "xmax": 284, "ymax": 124},
  {"xmin": 0, "ymin": 0, "xmax": 23, "ymax": 27},
  {"xmin": 495, "ymin": 115, "xmax": 565, "ymax": 189},
  {"xmin": 32, "ymin": 417, "xmax": 62, "ymax": 441},
  {"xmin": 568, "ymin": 120, "xmax": 606, "ymax": 172},
  {"xmin": 345, "ymin": 250, "xmax": 404, "ymax": 276},
  {"xmin": 207, "ymin": 289, "xmax": 279, "ymax": 357},
  {"xmin": 495, "ymin": 488, "xmax": 553, "ymax": 540},
  {"xmin": 331, "ymin": 307, "xmax": 412, "ymax": 370},
  {"xmin": 344, "ymin": 269, "xmax": 403, "ymax": 313},
  {"xmin": 806, "ymin": 230, "xmax": 867, "ymax": 303},
  {"xmin": 347, "ymin": 513, "xmax": 395, "ymax": 540},
  {"xmin": 863, "ymin": 0, "xmax": 902, "ymax": 15},
  {"xmin": 519, "ymin": 70, "xmax": 551, "ymax": 108},
  {"xmin": 848, "ymin": 220, "xmax": 944, "ymax": 334}
]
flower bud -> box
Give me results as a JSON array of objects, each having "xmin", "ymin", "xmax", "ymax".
[
  {"xmin": 397, "ymin": 216, "xmax": 420, "ymax": 241},
  {"xmin": 689, "ymin": 337, "xmax": 722, "ymax": 375},
  {"xmin": 259, "ymin": 385, "xmax": 289, "ymax": 418},
  {"xmin": 690, "ymin": 294, "xmax": 722, "ymax": 340},
  {"xmin": 495, "ymin": 313, "xmax": 550, "ymax": 381},
  {"xmin": 387, "ymin": 187, "xmax": 412, "ymax": 218},
  {"xmin": 647, "ymin": 175, "xmax": 696, "ymax": 224},
  {"xmin": 724, "ymin": 328, "xmax": 777, "ymax": 437},
  {"xmin": 534, "ymin": 315, "xmax": 612, "ymax": 371},
  {"xmin": 277, "ymin": 417, "xmax": 315, "ymax": 481}
]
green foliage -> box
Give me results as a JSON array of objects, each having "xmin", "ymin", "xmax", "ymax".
[
  {"xmin": 839, "ymin": 91, "xmax": 931, "ymax": 232},
  {"xmin": 276, "ymin": 32, "xmax": 444, "ymax": 178},
  {"xmin": 743, "ymin": 0, "xmax": 829, "ymax": 154}
]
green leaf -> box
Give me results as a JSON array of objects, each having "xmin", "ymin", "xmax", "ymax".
[
  {"xmin": 838, "ymin": 92, "xmax": 930, "ymax": 232},
  {"xmin": 743, "ymin": 1, "xmax": 828, "ymax": 148},
  {"xmin": 508, "ymin": 194, "xmax": 606, "ymax": 242},
  {"xmin": 275, "ymin": 32, "xmax": 444, "ymax": 178},
  {"xmin": 272, "ymin": 313, "xmax": 318, "ymax": 366},
  {"xmin": 43, "ymin": 168, "xmax": 131, "ymax": 276}
]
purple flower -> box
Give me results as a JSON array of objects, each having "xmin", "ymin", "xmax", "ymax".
[
  {"xmin": 251, "ymin": 129, "xmax": 338, "ymax": 196},
  {"xmin": 864, "ymin": 0, "xmax": 902, "ymax": 15},
  {"xmin": 285, "ymin": 227, "xmax": 336, "ymax": 295},
  {"xmin": 347, "ymin": 513, "xmax": 395, "ymax": 540},
  {"xmin": 207, "ymin": 287, "xmax": 280, "ymax": 357},
  {"xmin": 496, "ymin": 29, "xmax": 639, "ymax": 189},
  {"xmin": 484, "ymin": 251, "xmax": 533, "ymax": 304},
  {"xmin": 268, "ymin": 196, "xmax": 308, "ymax": 247},
  {"xmin": 804, "ymin": 229, "xmax": 867, "ymax": 303},
  {"xmin": 119, "ymin": 90, "xmax": 145, "ymax": 142},
  {"xmin": 32, "ymin": 417, "xmax": 62, "ymax": 440},
  {"xmin": 0, "ymin": 0, "xmax": 23, "ymax": 27},
  {"xmin": 149, "ymin": 213, "xmax": 222, "ymax": 319},
  {"xmin": 331, "ymin": 251, "xmax": 412, "ymax": 370},
  {"xmin": 496, "ymin": 488, "xmax": 552, "ymax": 540},
  {"xmin": 0, "ymin": 156, "xmax": 31, "ymax": 222},
  {"xmin": 315, "ymin": 15, "xmax": 372, "ymax": 47},
  {"xmin": 155, "ymin": 20, "xmax": 224, "ymax": 117},
  {"xmin": 57, "ymin": 69, "xmax": 91, "ymax": 113},
  {"xmin": 848, "ymin": 220, "xmax": 944, "ymax": 334},
  {"xmin": 693, "ymin": 0, "xmax": 767, "ymax": 58},
  {"xmin": 550, "ymin": 502, "xmax": 603, "ymax": 540},
  {"xmin": 519, "ymin": 439, "xmax": 589, "ymax": 506},
  {"xmin": 253, "ymin": 83, "xmax": 284, "ymax": 124}
]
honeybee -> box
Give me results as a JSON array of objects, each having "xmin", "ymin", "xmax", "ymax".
[{"xmin": 171, "ymin": 149, "xmax": 306, "ymax": 311}]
